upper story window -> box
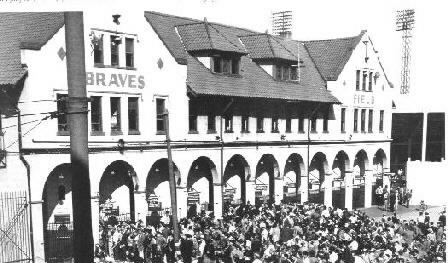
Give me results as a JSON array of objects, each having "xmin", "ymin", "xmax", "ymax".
[
  {"xmin": 368, "ymin": 109, "xmax": 373, "ymax": 133},
  {"xmin": 274, "ymin": 65, "xmax": 298, "ymax": 81},
  {"xmin": 361, "ymin": 109, "xmax": 366, "ymax": 132},
  {"xmin": 340, "ymin": 108, "xmax": 346, "ymax": 133},
  {"xmin": 241, "ymin": 116, "xmax": 249, "ymax": 133},
  {"xmin": 128, "ymin": 97, "xmax": 139, "ymax": 134},
  {"xmin": 271, "ymin": 118, "xmax": 279, "ymax": 133},
  {"xmin": 298, "ymin": 117, "xmax": 304, "ymax": 133},
  {"xmin": 285, "ymin": 118, "xmax": 292, "ymax": 133},
  {"xmin": 212, "ymin": 57, "xmax": 240, "ymax": 75},
  {"xmin": 156, "ymin": 98, "xmax": 166, "ymax": 133},
  {"xmin": 224, "ymin": 115, "xmax": 233, "ymax": 133},
  {"xmin": 356, "ymin": 70, "xmax": 360, "ymax": 91},
  {"xmin": 379, "ymin": 110, "xmax": 384, "ymax": 132},
  {"xmin": 110, "ymin": 97, "xmax": 121, "ymax": 134},
  {"xmin": 125, "ymin": 38, "xmax": 135, "ymax": 68},
  {"xmin": 323, "ymin": 114, "xmax": 329, "ymax": 133},
  {"xmin": 362, "ymin": 71, "xmax": 367, "ymax": 91},
  {"xmin": 110, "ymin": 35, "xmax": 120, "ymax": 67},
  {"xmin": 256, "ymin": 117, "xmax": 264, "ymax": 133},
  {"xmin": 368, "ymin": 72, "xmax": 373, "ymax": 91},
  {"xmin": 93, "ymin": 34, "xmax": 104, "ymax": 65},
  {"xmin": 57, "ymin": 94, "xmax": 69, "ymax": 135},
  {"xmin": 310, "ymin": 117, "xmax": 317, "ymax": 133},
  {"xmin": 188, "ymin": 101, "xmax": 198, "ymax": 133},
  {"xmin": 91, "ymin": 96, "xmax": 103, "ymax": 134},
  {"xmin": 207, "ymin": 115, "xmax": 216, "ymax": 133},
  {"xmin": 354, "ymin": 109, "xmax": 359, "ymax": 133}
]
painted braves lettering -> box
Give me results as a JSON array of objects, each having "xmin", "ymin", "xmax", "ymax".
[{"xmin": 86, "ymin": 72, "xmax": 145, "ymax": 89}]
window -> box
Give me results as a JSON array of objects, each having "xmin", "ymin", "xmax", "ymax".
[
  {"xmin": 361, "ymin": 109, "xmax": 366, "ymax": 132},
  {"xmin": 356, "ymin": 70, "xmax": 360, "ymax": 90},
  {"xmin": 354, "ymin": 109, "xmax": 359, "ymax": 132},
  {"xmin": 207, "ymin": 115, "xmax": 216, "ymax": 132},
  {"xmin": 57, "ymin": 94, "xmax": 68, "ymax": 133},
  {"xmin": 362, "ymin": 71, "xmax": 367, "ymax": 91},
  {"xmin": 125, "ymin": 38, "xmax": 134, "ymax": 68},
  {"xmin": 212, "ymin": 57, "xmax": 240, "ymax": 74},
  {"xmin": 379, "ymin": 110, "xmax": 384, "ymax": 132},
  {"xmin": 91, "ymin": 96, "xmax": 102, "ymax": 133},
  {"xmin": 256, "ymin": 117, "xmax": 264, "ymax": 133},
  {"xmin": 310, "ymin": 117, "xmax": 317, "ymax": 133},
  {"xmin": 271, "ymin": 118, "xmax": 279, "ymax": 133},
  {"xmin": 156, "ymin": 98, "xmax": 166, "ymax": 133},
  {"xmin": 290, "ymin": 66, "xmax": 298, "ymax": 81},
  {"xmin": 368, "ymin": 109, "xmax": 373, "ymax": 133},
  {"xmin": 231, "ymin": 58, "xmax": 240, "ymax": 74},
  {"xmin": 128, "ymin": 97, "xmax": 139, "ymax": 134},
  {"xmin": 323, "ymin": 114, "xmax": 329, "ymax": 133},
  {"xmin": 275, "ymin": 65, "xmax": 297, "ymax": 81},
  {"xmin": 110, "ymin": 97, "xmax": 121, "ymax": 133},
  {"xmin": 241, "ymin": 116, "xmax": 249, "ymax": 133},
  {"xmin": 224, "ymin": 115, "xmax": 233, "ymax": 132},
  {"xmin": 282, "ymin": 66, "xmax": 289, "ymax": 81},
  {"xmin": 341, "ymin": 108, "xmax": 346, "ymax": 132},
  {"xmin": 285, "ymin": 118, "xmax": 291, "ymax": 133},
  {"xmin": 298, "ymin": 117, "xmax": 304, "ymax": 133},
  {"xmin": 188, "ymin": 101, "xmax": 197, "ymax": 133},
  {"xmin": 368, "ymin": 72, "xmax": 373, "ymax": 91},
  {"xmin": 110, "ymin": 36, "xmax": 120, "ymax": 66},
  {"xmin": 275, "ymin": 65, "xmax": 282, "ymax": 80},
  {"xmin": 93, "ymin": 34, "xmax": 103, "ymax": 65}
]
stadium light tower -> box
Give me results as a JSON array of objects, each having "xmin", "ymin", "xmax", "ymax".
[
  {"xmin": 272, "ymin": 11, "xmax": 292, "ymax": 39},
  {"xmin": 396, "ymin": 9, "xmax": 415, "ymax": 95}
]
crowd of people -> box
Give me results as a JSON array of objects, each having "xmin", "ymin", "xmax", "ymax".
[
  {"xmin": 374, "ymin": 185, "xmax": 413, "ymax": 212},
  {"xmin": 95, "ymin": 200, "xmax": 446, "ymax": 263}
]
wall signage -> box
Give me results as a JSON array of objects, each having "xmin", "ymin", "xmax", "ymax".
[
  {"xmin": 86, "ymin": 71, "xmax": 145, "ymax": 89},
  {"xmin": 353, "ymin": 93, "xmax": 374, "ymax": 106}
]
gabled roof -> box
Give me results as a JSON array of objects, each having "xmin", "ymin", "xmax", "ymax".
[
  {"xmin": 303, "ymin": 31, "xmax": 365, "ymax": 81},
  {"xmin": 176, "ymin": 21, "xmax": 246, "ymax": 54},
  {"xmin": 145, "ymin": 11, "xmax": 339, "ymax": 104},
  {"xmin": 239, "ymin": 33, "xmax": 297, "ymax": 62},
  {"xmin": 0, "ymin": 12, "xmax": 64, "ymax": 86}
]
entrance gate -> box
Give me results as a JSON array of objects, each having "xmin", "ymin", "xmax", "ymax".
[
  {"xmin": 0, "ymin": 191, "xmax": 32, "ymax": 263},
  {"xmin": 44, "ymin": 222, "xmax": 73, "ymax": 263},
  {"xmin": 352, "ymin": 177, "xmax": 365, "ymax": 209}
]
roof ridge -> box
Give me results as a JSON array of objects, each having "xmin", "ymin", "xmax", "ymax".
[
  {"xmin": 208, "ymin": 23, "xmax": 245, "ymax": 52},
  {"xmin": 203, "ymin": 19, "xmax": 215, "ymax": 50},
  {"xmin": 266, "ymin": 35, "xmax": 276, "ymax": 59},
  {"xmin": 270, "ymin": 35, "xmax": 297, "ymax": 60},
  {"xmin": 145, "ymin": 11, "xmax": 201, "ymax": 24},
  {"xmin": 302, "ymin": 33, "xmax": 362, "ymax": 43}
]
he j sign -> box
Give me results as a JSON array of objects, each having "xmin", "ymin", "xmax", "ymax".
[
  {"xmin": 86, "ymin": 71, "xmax": 145, "ymax": 89},
  {"xmin": 353, "ymin": 93, "xmax": 374, "ymax": 106}
]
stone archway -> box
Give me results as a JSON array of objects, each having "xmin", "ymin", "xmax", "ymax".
[
  {"xmin": 332, "ymin": 151, "xmax": 350, "ymax": 209},
  {"xmin": 255, "ymin": 154, "xmax": 280, "ymax": 205},
  {"xmin": 223, "ymin": 155, "xmax": 250, "ymax": 208},
  {"xmin": 353, "ymin": 150, "xmax": 369, "ymax": 209},
  {"xmin": 283, "ymin": 153, "xmax": 305, "ymax": 203},
  {"xmin": 308, "ymin": 152, "xmax": 329, "ymax": 204},
  {"xmin": 372, "ymin": 149, "xmax": 387, "ymax": 205},
  {"xmin": 187, "ymin": 156, "xmax": 218, "ymax": 217}
]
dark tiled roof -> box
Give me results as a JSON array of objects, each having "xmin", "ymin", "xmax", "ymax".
[
  {"xmin": 239, "ymin": 34, "xmax": 297, "ymax": 62},
  {"xmin": 187, "ymin": 43, "xmax": 339, "ymax": 103},
  {"xmin": 0, "ymin": 12, "xmax": 64, "ymax": 86},
  {"xmin": 145, "ymin": 11, "xmax": 339, "ymax": 104},
  {"xmin": 303, "ymin": 31, "xmax": 365, "ymax": 81},
  {"xmin": 177, "ymin": 22, "xmax": 246, "ymax": 54}
]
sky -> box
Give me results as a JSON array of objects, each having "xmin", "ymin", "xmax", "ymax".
[{"xmin": 2, "ymin": 0, "xmax": 447, "ymax": 110}]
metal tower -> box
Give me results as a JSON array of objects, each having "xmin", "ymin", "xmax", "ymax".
[
  {"xmin": 396, "ymin": 9, "xmax": 415, "ymax": 95},
  {"xmin": 272, "ymin": 11, "xmax": 292, "ymax": 38}
]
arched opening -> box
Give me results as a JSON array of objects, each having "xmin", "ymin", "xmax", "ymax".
[
  {"xmin": 42, "ymin": 163, "xmax": 73, "ymax": 262},
  {"xmin": 353, "ymin": 150, "xmax": 369, "ymax": 209},
  {"xmin": 372, "ymin": 149, "xmax": 387, "ymax": 205},
  {"xmin": 146, "ymin": 158, "xmax": 181, "ymax": 219},
  {"xmin": 308, "ymin": 152, "xmax": 328, "ymax": 204},
  {"xmin": 99, "ymin": 160, "xmax": 138, "ymax": 224},
  {"xmin": 223, "ymin": 155, "xmax": 250, "ymax": 209},
  {"xmin": 255, "ymin": 154, "xmax": 279, "ymax": 206},
  {"xmin": 283, "ymin": 153, "xmax": 304, "ymax": 203},
  {"xmin": 332, "ymin": 151, "xmax": 350, "ymax": 209},
  {"xmin": 187, "ymin": 157, "xmax": 217, "ymax": 217}
]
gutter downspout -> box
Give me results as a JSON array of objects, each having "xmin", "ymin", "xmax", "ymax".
[
  {"xmin": 17, "ymin": 109, "xmax": 35, "ymax": 263},
  {"xmin": 220, "ymin": 98, "xmax": 234, "ymax": 215}
]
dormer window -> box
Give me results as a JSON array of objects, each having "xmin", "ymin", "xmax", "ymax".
[
  {"xmin": 274, "ymin": 64, "xmax": 298, "ymax": 81},
  {"xmin": 212, "ymin": 57, "xmax": 240, "ymax": 75}
]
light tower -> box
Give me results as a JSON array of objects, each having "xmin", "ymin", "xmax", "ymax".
[
  {"xmin": 396, "ymin": 9, "xmax": 415, "ymax": 95},
  {"xmin": 272, "ymin": 11, "xmax": 292, "ymax": 39}
]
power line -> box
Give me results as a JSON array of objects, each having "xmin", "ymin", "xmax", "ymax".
[{"xmin": 5, "ymin": 115, "xmax": 52, "ymax": 150}]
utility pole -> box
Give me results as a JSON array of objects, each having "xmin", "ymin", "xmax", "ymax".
[
  {"xmin": 64, "ymin": 12, "xmax": 94, "ymax": 262},
  {"xmin": 163, "ymin": 110, "xmax": 180, "ymax": 242}
]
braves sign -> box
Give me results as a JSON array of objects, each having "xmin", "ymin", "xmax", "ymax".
[{"xmin": 86, "ymin": 71, "xmax": 145, "ymax": 89}]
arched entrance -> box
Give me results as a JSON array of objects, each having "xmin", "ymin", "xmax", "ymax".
[
  {"xmin": 187, "ymin": 157, "xmax": 217, "ymax": 217},
  {"xmin": 283, "ymin": 153, "xmax": 304, "ymax": 203},
  {"xmin": 42, "ymin": 163, "xmax": 73, "ymax": 263},
  {"xmin": 332, "ymin": 151, "xmax": 350, "ymax": 209},
  {"xmin": 308, "ymin": 152, "xmax": 328, "ymax": 204},
  {"xmin": 223, "ymin": 155, "xmax": 249, "ymax": 208},
  {"xmin": 255, "ymin": 154, "xmax": 279, "ymax": 205},
  {"xmin": 99, "ymin": 160, "xmax": 138, "ymax": 223},
  {"xmin": 372, "ymin": 149, "xmax": 387, "ymax": 205},
  {"xmin": 146, "ymin": 159, "xmax": 181, "ymax": 217},
  {"xmin": 353, "ymin": 150, "xmax": 369, "ymax": 209}
]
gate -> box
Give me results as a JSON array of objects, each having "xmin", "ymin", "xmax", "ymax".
[
  {"xmin": 0, "ymin": 191, "xmax": 32, "ymax": 263},
  {"xmin": 44, "ymin": 222, "xmax": 73, "ymax": 263}
]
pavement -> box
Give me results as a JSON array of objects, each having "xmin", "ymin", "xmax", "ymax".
[{"xmin": 360, "ymin": 204, "xmax": 446, "ymax": 222}]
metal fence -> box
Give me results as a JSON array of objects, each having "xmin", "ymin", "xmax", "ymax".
[
  {"xmin": 44, "ymin": 222, "xmax": 73, "ymax": 263},
  {"xmin": 0, "ymin": 191, "xmax": 32, "ymax": 263}
]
